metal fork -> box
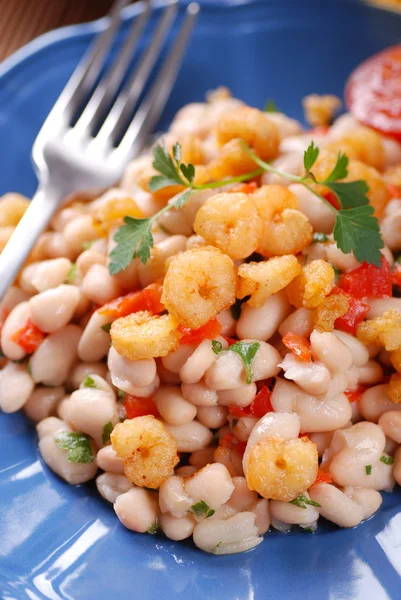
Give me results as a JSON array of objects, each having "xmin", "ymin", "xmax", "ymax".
[{"xmin": 0, "ymin": 0, "xmax": 199, "ymax": 301}]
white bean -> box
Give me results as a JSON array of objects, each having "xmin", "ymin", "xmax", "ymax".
[
  {"xmin": 67, "ymin": 361, "xmax": 108, "ymax": 391},
  {"xmin": 381, "ymin": 212, "xmax": 401, "ymax": 251},
  {"xmin": 78, "ymin": 310, "xmax": 110, "ymax": 362},
  {"xmin": 76, "ymin": 249, "xmax": 106, "ymax": 277},
  {"xmin": 0, "ymin": 286, "xmax": 31, "ymax": 312},
  {"xmin": 205, "ymin": 350, "xmax": 245, "ymax": 390},
  {"xmin": 30, "ymin": 258, "xmax": 72, "ymax": 293},
  {"xmin": 193, "ymin": 512, "xmax": 262, "ymax": 554},
  {"xmin": 45, "ymin": 232, "xmax": 75, "ymax": 260},
  {"xmin": 97, "ymin": 445, "xmax": 124, "ymax": 474},
  {"xmin": 63, "ymin": 215, "xmax": 98, "ymax": 259},
  {"xmin": 278, "ymin": 308, "xmax": 313, "ymax": 338},
  {"xmin": 263, "ymin": 151, "xmax": 303, "ymax": 186},
  {"xmin": 159, "ymin": 475, "xmax": 193, "ymax": 517},
  {"xmin": 378, "ymin": 411, "xmax": 401, "ymax": 444},
  {"xmin": 189, "ymin": 446, "xmax": 216, "ymax": 468},
  {"xmin": 157, "ymin": 359, "xmax": 181, "ymax": 385},
  {"xmin": 227, "ymin": 476, "xmax": 258, "ymax": 512},
  {"xmin": 359, "ymin": 384, "xmax": 401, "ymax": 423},
  {"xmin": 114, "ymin": 488, "xmax": 158, "ymax": 533},
  {"xmin": 181, "ymin": 380, "xmax": 218, "ymax": 407},
  {"xmin": 30, "ymin": 325, "xmax": 81, "ymax": 386},
  {"xmin": 153, "ymin": 385, "xmax": 197, "ymax": 425},
  {"xmin": 356, "ymin": 360, "xmax": 384, "ymax": 386},
  {"xmin": 308, "ymin": 431, "xmax": 334, "ymax": 457},
  {"xmin": 1, "ymin": 301, "xmax": 31, "ymax": 360},
  {"xmin": 289, "ymin": 184, "xmax": 335, "ymax": 233},
  {"xmin": 247, "ymin": 341, "xmax": 281, "ymax": 382},
  {"xmin": 162, "ymin": 343, "xmax": 196, "ymax": 373},
  {"xmin": 24, "ymin": 386, "xmax": 65, "ymax": 422},
  {"xmin": 216, "ymin": 309, "xmax": 236, "ymax": 337},
  {"xmin": 38, "ymin": 422, "xmax": 97, "ymax": 484},
  {"xmin": 159, "ymin": 513, "xmax": 196, "ymax": 541},
  {"xmin": 51, "ymin": 206, "xmax": 84, "ymax": 232},
  {"xmin": 164, "ymin": 420, "xmax": 213, "ymax": 452},
  {"xmin": 237, "ymin": 292, "xmax": 291, "ymax": 341},
  {"xmin": 96, "ymin": 473, "xmax": 132, "ymax": 503},
  {"xmin": 29, "ymin": 284, "xmax": 80, "ymax": 333},
  {"xmin": 231, "ymin": 416, "xmax": 258, "ymax": 442},
  {"xmin": 68, "ymin": 388, "xmax": 118, "ymax": 447},
  {"xmin": 124, "ymin": 375, "xmax": 160, "ymax": 398},
  {"xmin": 79, "ymin": 374, "xmax": 114, "ymax": 396},
  {"xmin": 270, "ymin": 495, "xmax": 319, "ymax": 525},
  {"xmin": 342, "ymin": 487, "xmax": 382, "ymax": 520},
  {"xmin": 196, "ymin": 405, "xmax": 228, "ymax": 429},
  {"xmin": 367, "ymin": 298, "xmax": 401, "ymax": 319},
  {"xmin": 108, "ymin": 346, "xmax": 156, "ymax": 392},
  {"xmin": 214, "ymin": 445, "xmax": 244, "ymax": 477},
  {"xmin": 138, "ymin": 235, "xmax": 187, "ymax": 287},
  {"xmin": 37, "ymin": 416, "xmax": 67, "ymax": 439},
  {"xmin": 309, "ymin": 483, "xmax": 364, "ymax": 528},
  {"xmin": 310, "ymin": 329, "xmax": 353, "ymax": 373},
  {"xmin": 179, "ymin": 339, "xmax": 217, "ymax": 384},
  {"xmin": 333, "ymin": 330, "xmax": 369, "ymax": 366},
  {"xmin": 0, "ymin": 362, "xmax": 34, "ymax": 412},
  {"xmin": 82, "ymin": 264, "xmax": 123, "ymax": 306},
  {"xmin": 279, "ymin": 353, "xmax": 331, "ymax": 395},
  {"xmin": 218, "ymin": 383, "xmax": 257, "ymax": 408},
  {"xmin": 185, "ymin": 463, "xmax": 234, "ymax": 514},
  {"xmin": 243, "ymin": 411, "xmax": 300, "ymax": 470},
  {"xmin": 325, "ymin": 243, "xmax": 360, "ymax": 272},
  {"xmin": 250, "ymin": 498, "xmax": 270, "ymax": 535}
]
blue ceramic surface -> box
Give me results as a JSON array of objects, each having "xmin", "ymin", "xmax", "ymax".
[{"xmin": 1, "ymin": 1, "xmax": 401, "ymax": 598}]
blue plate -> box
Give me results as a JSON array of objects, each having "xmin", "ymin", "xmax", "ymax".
[{"xmin": 1, "ymin": 1, "xmax": 401, "ymax": 598}]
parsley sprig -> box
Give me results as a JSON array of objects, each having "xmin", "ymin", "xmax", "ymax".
[
  {"xmin": 108, "ymin": 141, "xmax": 262, "ymax": 274},
  {"xmin": 109, "ymin": 137, "xmax": 384, "ymax": 275},
  {"xmin": 54, "ymin": 431, "xmax": 94, "ymax": 463},
  {"xmin": 241, "ymin": 141, "xmax": 384, "ymax": 267}
]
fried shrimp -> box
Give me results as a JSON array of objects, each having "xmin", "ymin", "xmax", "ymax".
[
  {"xmin": 111, "ymin": 416, "xmax": 179, "ymax": 488},
  {"xmin": 161, "ymin": 246, "xmax": 236, "ymax": 328},
  {"xmin": 193, "ymin": 192, "xmax": 263, "ymax": 260},
  {"xmin": 110, "ymin": 311, "xmax": 181, "ymax": 360},
  {"xmin": 245, "ymin": 436, "xmax": 318, "ymax": 502}
]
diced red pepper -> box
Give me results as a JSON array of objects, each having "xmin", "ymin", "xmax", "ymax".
[
  {"xmin": 392, "ymin": 264, "xmax": 401, "ymax": 286},
  {"xmin": 218, "ymin": 433, "xmax": 246, "ymax": 457},
  {"xmin": 179, "ymin": 318, "xmax": 222, "ymax": 345},
  {"xmin": 387, "ymin": 183, "xmax": 401, "ymax": 199},
  {"xmin": 228, "ymin": 406, "xmax": 250, "ymax": 419},
  {"xmin": 331, "ymin": 287, "xmax": 370, "ymax": 335},
  {"xmin": 313, "ymin": 468, "xmax": 332, "ymax": 485},
  {"xmin": 98, "ymin": 282, "xmax": 164, "ymax": 319},
  {"xmin": 344, "ymin": 385, "xmax": 367, "ymax": 403},
  {"xmin": 231, "ymin": 181, "xmax": 258, "ymax": 194},
  {"xmin": 10, "ymin": 319, "xmax": 45, "ymax": 353},
  {"xmin": 321, "ymin": 189, "xmax": 341, "ymax": 210},
  {"xmin": 233, "ymin": 441, "xmax": 247, "ymax": 457},
  {"xmin": 338, "ymin": 256, "xmax": 392, "ymax": 299},
  {"xmin": 123, "ymin": 395, "xmax": 159, "ymax": 419},
  {"xmin": 282, "ymin": 332, "xmax": 312, "ymax": 362},
  {"xmin": 249, "ymin": 385, "xmax": 274, "ymax": 418}
]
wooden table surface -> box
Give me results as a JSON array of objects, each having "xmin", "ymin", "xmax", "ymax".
[{"xmin": 0, "ymin": 0, "xmax": 115, "ymax": 61}]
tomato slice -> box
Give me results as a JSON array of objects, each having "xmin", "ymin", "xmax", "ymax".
[
  {"xmin": 282, "ymin": 332, "xmax": 312, "ymax": 362},
  {"xmin": 98, "ymin": 282, "xmax": 164, "ymax": 319},
  {"xmin": 123, "ymin": 395, "xmax": 159, "ymax": 419},
  {"xmin": 10, "ymin": 319, "xmax": 45, "ymax": 353},
  {"xmin": 338, "ymin": 256, "xmax": 392, "ymax": 299},
  {"xmin": 313, "ymin": 468, "xmax": 332, "ymax": 485},
  {"xmin": 345, "ymin": 44, "xmax": 401, "ymax": 140}
]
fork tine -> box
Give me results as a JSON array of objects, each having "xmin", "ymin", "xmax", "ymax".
[
  {"xmin": 94, "ymin": 0, "xmax": 179, "ymax": 151},
  {"xmin": 72, "ymin": 0, "xmax": 151, "ymax": 140},
  {"xmin": 113, "ymin": 3, "xmax": 200, "ymax": 162},
  {"xmin": 40, "ymin": 0, "xmax": 132, "ymax": 131}
]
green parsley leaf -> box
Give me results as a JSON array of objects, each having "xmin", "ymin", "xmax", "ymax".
[
  {"xmin": 102, "ymin": 422, "xmax": 113, "ymax": 444},
  {"xmin": 289, "ymin": 494, "xmax": 321, "ymax": 509},
  {"xmin": 173, "ymin": 142, "xmax": 181, "ymax": 164},
  {"xmin": 66, "ymin": 263, "xmax": 77, "ymax": 283},
  {"xmin": 117, "ymin": 389, "xmax": 126, "ymax": 401},
  {"xmin": 324, "ymin": 180, "xmax": 369, "ymax": 209},
  {"xmin": 171, "ymin": 188, "xmax": 192, "ymax": 210},
  {"xmin": 83, "ymin": 375, "xmax": 96, "ymax": 388},
  {"xmin": 303, "ymin": 141, "xmax": 319, "ymax": 172},
  {"xmin": 149, "ymin": 142, "xmax": 185, "ymax": 192},
  {"xmin": 82, "ymin": 240, "xmax": 95, "ymax": 251},
  {"xmin": 365, "ymin": 465, "xmax": 372, "ymax": 475},
  {"xmin": 229, "ymin": 341, "xmax": 260, "ymax": 384},
  {"xmin": 101, "ymin": 323, "xmax": 112, "ymax": 333},
  {"xmin": 212, "ymin": 340, "xmax": 223, "ymax": 354},
  {"xmin": 331, "ymin": 265, "xmax": 342, "ymax": 280},
  {"xmin": 380, "ymin": 455, "xmax": 394, "ymax": 465},
  {"xmin": 109, "ymin": 216, "xmax": 153, "ymax": 274},
  {"xmin": 300, "ymin": 526, "xmax": 316, "ymax": 533},
  {"xmin": 54, "ymin": 431, "xmax": 93, "ymax": 463},
  {"xmin": 147, "ymin": 523, "xmax": 158, "ymax": 535},
  {"xmin": 324, "ymin": 152, "xmax": 349, "ymax": 181},
  {"xmin": 264, "ymin": 99, "xmax": 279, "ymax": 113},
  {"xmin": 215, "ymin": 541, "xmax": 223, "ymax": 549},
  {"xmin": 334, "ymin": 205, "xmax": 383, "ymax": 266},
  {"xmin": 312, "ymin": 232, "xmax": 329, "ymax": 244},
  {"xmin": 180, "ymin": 163, "xmax": 195, "ymax": 185},
  {"xmin": 191, "ymin": 500, "xmax": 215, "ymax": 518}
]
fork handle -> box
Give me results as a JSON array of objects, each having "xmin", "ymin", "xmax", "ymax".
[{"xmin": 0, "ymin": 186, "xmax": 62, "ymax": 303}]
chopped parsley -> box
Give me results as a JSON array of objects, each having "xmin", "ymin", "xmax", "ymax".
[
  {"xmin": 54, "ymin": 431, "xmax": 93, "ymax": 463},
  {"xmin": 211, "ymin": 340, "xmax": 223, "ymax": 354},
  {"xmin": 102, "ymin": 422, "xmax": 113, "ymax": 444},
  {"xmin": 191, "ymin": 500, "xmax": 215, "ymax": 518},
  {"xmin": 289, "ymin": 494, "xmax": 321, "ymax": 509},
  {"xmin": 101, "ymin": 323, "xmax": 112, "ymax": 333},
  {"xmin": 82, "ymin": 240, "xmax": 95, "ymax": 251},
  {"xmin": 117, "ymin": 389, "xmax": 126, "ymax": 401},
  {"xmin": 365, "ymin": 465, "xmax": 372, "ymax": 475},
  {"xmin": 83, "ymin": 375, "xmax": 96, "ymax": 388},
  {"xmin": 229, "ymin": 341, "xmax": 260, "ymax": 384},
  {"xmin": 66, "ymin": 262, "xmax": 77, "ymax": 283},
  {"xmin": 147, "ymin": 523, "xmax": 158, "ymax": 535},
  {"xmin": 312, "ymin": 232, "xmax": 329, "ymax": 244},
  {"xmin": 380, "ymin": 455, "xmax": 394, "ymax": 465}
]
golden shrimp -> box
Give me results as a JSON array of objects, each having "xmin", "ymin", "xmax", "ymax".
[
  {"xmin": 238, "ymin": 256, "xmax": 301, "ymax": 308},
  {"xmin": 313, "ymin": 293, "xmax": 350, "ymax": 332},
  {"xmin": 325, "ymin": 126, "xmax": 384, "ymax": 171},
  {"xmin": 111, "ymin": 416, "xmax": 180, "ymax": 489},
  {"xmin": 286, "ymin": 259, "xmax": 335, "ymax": 309},
  {"xmin": 252, "ymin": 185, "xmax": 313, "ymax": 256},
  {"xmin": 0, "ymin": 193, "xmax": 30, "ymax": 227},
  {"xmin": 388, "ymin": 373, "xmax": 401, "ymax": 404},
  {"xmin": 161, "ymin": 246, "xmax": 236, "ymax": 329},
  {"xmin": 302, "ymin": 93, "xmax": 342, "ymax": 127},
  {"xmin": 93, "ymin": 195, "xmax": 143, "ymax": 236},
  {"xmin": 245, "ymin": 436, "xmax": 318, "ymax": 502},
  {"xmin": 193, "ymin": 192, "xmax": 263, "ymax": 260},
  {"xmin": 357, "ymin": 310, "xmax": 401, "ymax": 351},
  {"xmin": 110, "ymin": 311, "xmax": 181, "ymax": 360}
]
